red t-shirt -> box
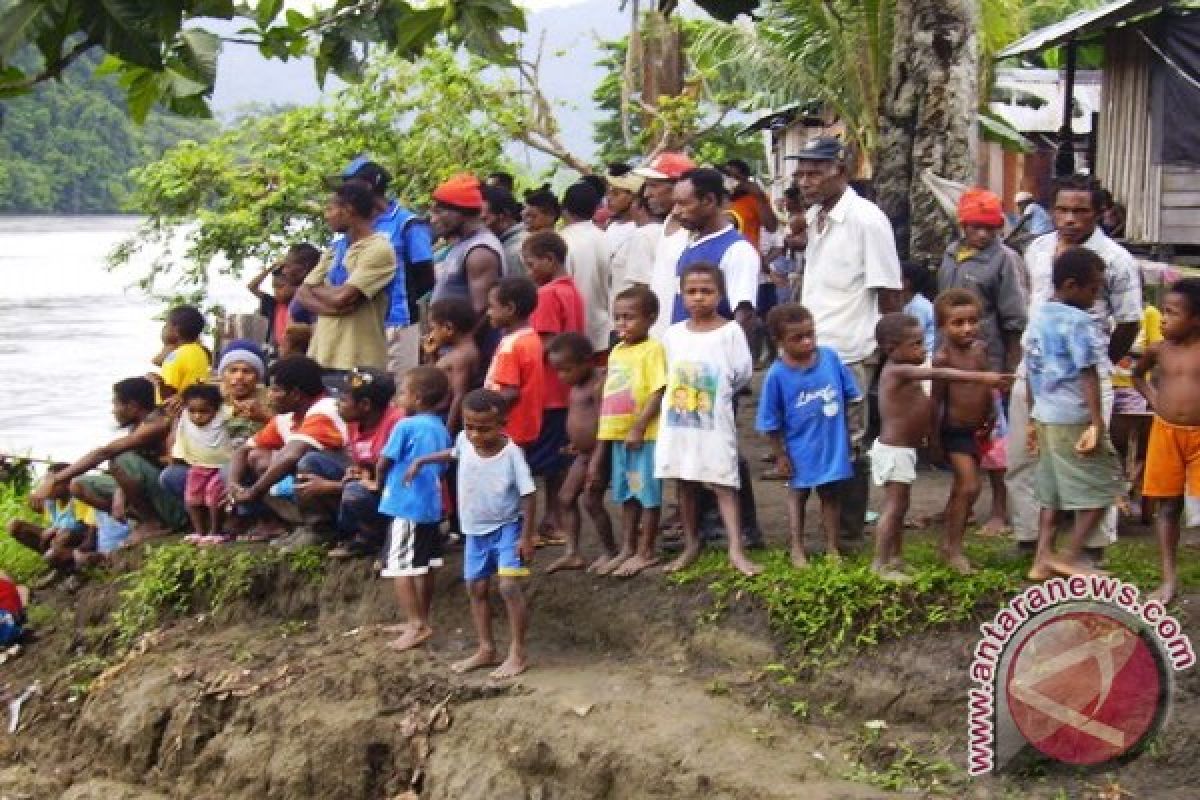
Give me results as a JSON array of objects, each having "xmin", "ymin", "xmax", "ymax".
[
  {"xmin": 347, "ymin": 405, "xmax": 405, "ymax": 468},
  {"xmin": 0, "ymin": 577, "xmax": 22, "ymax": 616},
  {"xmin": 485, "ymin": 327, "xmax": 544, "ymax": 445},
  {"xmin": 251, "ymin": 395, "xmax": 348, "ymax": 452},
  {"xmin": 529, "ymin": 275, "xmax": 586, "ymax": 409}
]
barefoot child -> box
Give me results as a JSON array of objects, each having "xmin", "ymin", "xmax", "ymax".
[
  {"xmin": 370, "ymin": 367, "xmax": 453, "ymax": 650},
  {"xmin": 1025, "ymin": 248, "xmax": 1119, "ymax": 580},
  {"xmin": 543, "ymin": 333, "xmax": 617, "ymax": 572},
  {"xmin": 174, "ymin": 383, "xmax": 234, "ymax": 545},
  {"xmin": 425, "ymin": 297, "xmax": 481, "ymax": 434},
  {"xmin": 755, "ymin": 303, "xmax": 859, "ymax": 567},
  {"xmin": 406, "ymin": 389, "xmax": 536, "ymax": 678},
  {"xmin": 656, "ymin": 263, "xmax": 762, "ymax": 577},
  {"xmin": 1134, "ymin": 277, "xmax": 1200, "ymax": 604},
  {"xmin": 930, "ymin": 289, "xmax": 995, "ymax": 573},
  {"xmin": 872, "ymin": 313, "xmax": 1012, "ymax": 582},
  {"xmin": 7, "ymin": 463, "xmax": 97, "ymax": 575},
  {"xmin": 597, "ymin": 286, "xmax": 667, "ymax": 577}
]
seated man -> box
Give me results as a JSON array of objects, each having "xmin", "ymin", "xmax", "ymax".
[
  {"xmin": 8, "ymin": 462, "xmax": 98, "ymax": 575},
  {"xmin": 227, "ymin": 355, "xmax": 350, "ymax": 550},
  {"xmin": 32, "ymin": 377, "xmax": 187, "ymax": 544}
]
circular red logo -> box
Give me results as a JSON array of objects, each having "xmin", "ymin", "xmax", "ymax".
[{"xmin": 1005, "ymin": 610, "xmax": 1164, "ymax": 765}]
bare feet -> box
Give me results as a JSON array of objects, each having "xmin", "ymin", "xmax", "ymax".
[
  {"xmin": 387, "ymin": 625, "xmax": 432, "ymax": 652},
  {"xmin": 1147, "ymin": 582, "xmax": 1176, "ymax": 606},
  {"xmin": 1026, "ymin": 560, "xmax": 1054, "ymax": 581},
  {"xmin": 613, "ymin": 553, "xmax": 660, "ymax": 577},
  {"xmin": 729, "ymin": 552, "xmax": 764, "ymax": 577},
  {"xmin": 1046, "ymin": 555, "xmax": 1108, "ymax": 578},
  {"xmin": 381, "ymin": 623, "xmax": 410, "ymax": 634},
  {"xmin": 489, "ymin": 655, "xmax": 527, "ymax": 680},
  {"xmin": 789, "ymin": 542, "xmax": 808, "ymax": 568},
  {"xmin": 872, "ymin": 563, "xmax": 914, "ymax": 584},
  {"xmin": 824, "ymin": 549, "xmax": 842, "ymax": 565},
  {"xmin": 545, "ymin": 553, "xmax": 586, "ymax": 573},
  {"xmin": 663, "ymin": 544, "xmax": 701, "ymax": 574},
  {"xmin": 591, "ymin": 552, "xmax": 627, "ymax": 575},
  {"xmin": 941, "ymin": 551, "xmax": 975, "ymax": 575},
  {"xmin": 451, "ymin": 648, "xmax": 501, "ymax": 674},
  {"xmin": 979, "ymin": 518, "xmax": 1011, "ymax": 538}
]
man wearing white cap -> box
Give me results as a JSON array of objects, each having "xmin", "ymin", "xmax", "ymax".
[{"xmin": 604, "ymin": 165, "xmax": 646, "ymax": 299}]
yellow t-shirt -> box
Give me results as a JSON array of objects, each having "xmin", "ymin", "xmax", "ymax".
[
  {"xmin": 305, "ymin": 234, "xmax": 397, "ymax": 371},
  {"xmin": 161, "ymin": 342, "xmax": 212, "ymax": 394},
  {"xmin": 596, "ymin": 339, "xmax": 668, "ymax": 441},
  {"xmin": 1112, "ymin": 305, "xmax": 1162, "ymax": 388},
  {"xmin": 45, "ymin": 498, "xmax": 96, "ymax": 530}
]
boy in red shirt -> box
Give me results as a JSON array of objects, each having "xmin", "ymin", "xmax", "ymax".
[{"xmin": 525, "ymin": 232, "xmax": 587, "ymax": 541}]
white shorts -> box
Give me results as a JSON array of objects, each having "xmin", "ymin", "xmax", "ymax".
[
  {"xmin": 381, "ymin": 517, "xmax": 444, "ymax": 578},
  {"xmin": 869, "ymin": 440, "xmax": 918, "ymax": 486}
]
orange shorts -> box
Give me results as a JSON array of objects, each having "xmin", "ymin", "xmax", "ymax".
[{"xmin": 1143, "ymin": 416, "xmax": 1200, "ymax": 498}]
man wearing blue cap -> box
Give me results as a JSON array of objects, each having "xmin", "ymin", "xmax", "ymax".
[
  {"xmin": 791, "ymin": 136, "xmax": 903, "ymax": 543},
  {"xmin": 331, "ymin": 156, "xmax": 434, "ymax": 378}
]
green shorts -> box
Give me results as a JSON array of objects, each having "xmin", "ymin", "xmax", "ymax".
[
  {"xmin": 75, "ymin": 452, "xmax": 188, "ymax": 531},
  {"xmin": 1033, "ymin": 422, "xmax": 1120, "ymax": 511}
]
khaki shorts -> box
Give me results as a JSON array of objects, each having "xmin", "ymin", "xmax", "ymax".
[
  {"xmin": 386, "ymin": 324, "xmax": 421, "ymax": 380},
  {"xmin": 1033, "ymin": 422, "xmax": 1120, "ymax": 511}
]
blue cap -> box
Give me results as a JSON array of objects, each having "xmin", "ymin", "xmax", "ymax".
[
  {"xmin": 327, "ymin": 156, "xmax": 390, "ymax": 193},
  {"xmin": 786, "ymin": 136, "xmax": 846, "ymax": 162}
]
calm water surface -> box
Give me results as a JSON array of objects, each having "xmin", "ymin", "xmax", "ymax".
[{"xmin": 0, "ymin": 215, "xmax": 256, "ymax": 461}]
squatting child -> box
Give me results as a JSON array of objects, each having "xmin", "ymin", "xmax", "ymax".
[
  {"xmin": 1134, "ymin": 277, "xmax": 1200, "ymax": 604},
  {"xmin": 174, "ymin": 383, "xmax": 234, "ymax": 545},
  {"xmin": 755, "ymin": 303, "xmax": 859, "ymax": 568},
  {"xmin": 0, "ymin": 571, "xmax": 28, "ymax": 646},
  {"xmin": 596, "ymin": 285, "xmax": 667, "ymax": 577},
  {"xmin": 7, "ymin": 463, "xmax": 97, "ymax": 573},
  {"xmin": 1025, "ymin": 248, "xmax": 1120, "ymax": 581},
  {"xmin": 656, "ymin": 263, "xmax": 761, "ymax": 577},
  {"xmin": 406, "ymin": 388, "xmax": 536, "ymax": 679},
  {"xmin": 370, "ymin": 367, "xmax": 453, "ymax": 651},
  {"xmin": 872, "ymin": 313, "xmax": 1011, "ymax": 582},
  {"xmin": 930, "ymin": 289, "xmax": 996, "ymax": 574},
  {"xmin": 544, "ymin": 332, "xmax": 617, "ymax": 573}
]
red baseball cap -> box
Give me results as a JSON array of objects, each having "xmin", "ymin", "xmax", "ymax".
[
  {"xmin": 633, "ymin": 151, "xmax": 696, "ymax": 181},
  {"xmin": 432, "ymin": 173, "xmax": 484, "ymax": 210}
]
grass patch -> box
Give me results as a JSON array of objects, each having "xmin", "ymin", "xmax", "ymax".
[{"xmin": 0, "ymin": 480, "xmax": 48, "ymax": 583}]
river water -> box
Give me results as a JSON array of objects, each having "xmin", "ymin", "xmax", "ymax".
[{"xmin": 0, "ymin": 215, "xmax": 255, "ymax": 461}]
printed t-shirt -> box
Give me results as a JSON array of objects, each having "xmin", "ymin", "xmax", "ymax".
[
  {"xmin": 250, "ymin": 395, "xmax": 348, "ymax": 451},
  {"xmin": 46, "ymin": 498, "xmax": 96, "ymax": 531},
  {"xmin": 597, "ymin": 339, "xmax": 667, "ymax": 441},
  {"xmin": 304, "ymin": 234, "xmax": 397, "ymax": 370},
  {"xmin": 379, "ymin": 412, "xmax": 452, "ymax": 523},
  {"xmin": 484, "ymin": 327, "xmax": 544, "ymax": 445},
  {"xmin": 529, "ymin": 275, "xmax": 586, "ymax": 409},
  {"xmin": 172, "ymin": 410, "xmax": 233, "ymax": 468},
  {"xmin": 347, "ymin": 405, "xmax": 405, "ymax": 468},
  {"xmin": 453, "ymin": 431, "xmax": 536, "ymax": 535},
  {"xmin": 754, "ymin": 347, "xmax": 861, "ymax": 489},
  {"xmin": 1023, "ymin": 300, "xmax": 1104, "ymax": 425},
  {"xmin": 161, "ymin": 342, "xmax": 211, "ymax": 393}
]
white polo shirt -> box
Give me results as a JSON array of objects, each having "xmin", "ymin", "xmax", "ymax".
[
  {"xmin": 800, "ymin": 187, "xmax": 902, "ymax": 363},
  {"xmin": 649, "ymin": 221, "xmax": 690, "ymax": 340},
  {"xmin": 561, "ymin": 219, "xmax": 613, "ymax": 350}
]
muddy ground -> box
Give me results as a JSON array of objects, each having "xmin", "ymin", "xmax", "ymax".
[{"xmin": 1, "ymin": 406, "xmax": 1198, "ymax": 799}]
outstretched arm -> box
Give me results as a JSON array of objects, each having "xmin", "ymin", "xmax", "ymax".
[
  {"xmin": 890, "ymin": 363, "xmax": 1014, "ymax": 390},
  {"xmin": 403, "ymin": 449, "xmax": 456, "ymax": 484}
]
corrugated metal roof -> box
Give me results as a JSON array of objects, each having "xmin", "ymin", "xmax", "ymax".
[
  {"xmin": 988, "ymin": 68, "xmax": 1103, "ymax": 133},
  {"xmin": 997, "ymin": 0, "xmax": 1165, "ymax": 59}
]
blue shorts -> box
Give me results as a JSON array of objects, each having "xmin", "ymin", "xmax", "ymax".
[
  {"xmin": 464, "ymin": 520, "xmax": 529, "ymax": 582},
  {"xmin": 0, "ymin": 610, "xmax": 23, "ymax": 646},
  {"xmin": 611, "ymin": 441, "xmax": 663, "ymax": 508}
]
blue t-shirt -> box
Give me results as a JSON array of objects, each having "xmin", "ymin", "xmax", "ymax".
[
  {"xmin": 328, "ymin": 200, "xmax": 434, "ymax": 328},
  {"xmin": 378, "ymin": 413, "xmax": 452, "ymax": 523},
  {"xmin": 453, "ymin": 432, "xmax": 536, "ymax": 535},
  {"xmin": 755, "ymin": 347, "xmax": 861, "ymax": 489},
  {"xmin": 1023, "ymin": 300, "xmax": 1103, "ymax": 425},
  {"xmin": 905, "ymin": 294, "xmax": 936, "ymax": 355}
]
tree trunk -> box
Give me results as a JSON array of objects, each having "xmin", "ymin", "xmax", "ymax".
[{"xmin": 874, "ymin": 0, "xmax": 978, "ymax": 266}]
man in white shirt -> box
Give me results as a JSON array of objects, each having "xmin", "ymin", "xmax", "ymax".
[
  {"xmin": 559, "ymin": 181, "xmax": 613, "ymax": 353},
  {"xmin": 634, "ymin": 151, "xmax": 697, "ymax": 340},
  {"xmin": 793, "ymin": 136, "xmax": 904, "ymax": 541},
  {"xmin": 1006, "ymin": 174, "xmax": 1142, "ymax": 558},
  {"xmin": 604, "ymin": 168, "xmax": 645, "ymax": 300}
]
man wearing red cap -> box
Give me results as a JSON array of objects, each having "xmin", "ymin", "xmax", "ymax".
[
  {"xmin": 937, "ymin": 188, "xmax": 1029, "ymax": 374},
  {"xmin": 429, "ymin": 174, "xmax": 506, "ymax": 316},
  {"xmin": 634, "ymin": 151, "xmax": 697, "ymax": 339}
]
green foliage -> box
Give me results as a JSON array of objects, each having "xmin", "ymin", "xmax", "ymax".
[
  {"xmin": 0, "ymin": 0, "xmax": 525, "ymax": 121},
  {"xmin": 0, "ymin": 480, "xmax": 47, "ymax": 584},
  {"xmin": 0, "ymin": 51, "xmax": 216, "ymax": 213},
  {"xmin": 844, "ymin": 730, "xmax": 963, "ymax": 794},
  {"xmin": 114, "ymin": 48, "xmax": 513, "ymax": 302}
]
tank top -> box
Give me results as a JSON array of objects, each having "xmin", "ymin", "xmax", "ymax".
[
  {"xmin": 671, "ymin": 227, "xmax": 746, "ymax": 323},
  {"xmin": 431, "ymin": 226, "xmax": 507, "ymax": 303}
]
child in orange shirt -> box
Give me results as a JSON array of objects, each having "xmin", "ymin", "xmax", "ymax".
[{"xmin": 485, "ymin": 276, "xmax": 545, "ymax": 448}]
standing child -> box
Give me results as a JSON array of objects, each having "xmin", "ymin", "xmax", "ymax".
[
  {"xmin": 656, "ymin": 263, "xmax": 761, "ymax": 577},
  {"xmin": 425, "ymin": 297, "xmax": 481, "ymax": 434},
  {"xmin": 155, "ymin": 305, "xmax": 212, "ymax": 403},
  {"xmin": 484, "ymin": 276, "xmax": 545, "ymax": 448},
  {"xmin": 1133, "ymin": 278, "xmax": 1200, "ymax": 604},
  {"xmin": 930, "ymin": 288, "xmax": 996, "ymax": 574},
  {"xmin": 175, "ymin": 383, "xmax": 234, "ymax": 545},
  {"xmin": 902, "ymin": 262, "xmax": 936, "ymax": 356},
  {"xmin": 524, "ymin": 232, "xmax": 588, "ymax": 542},
  {"xmin": 544, "ymin": 333, "xmax": 618, "ymax": 572},
  {"xmin": 406, "ymin": 389, "xmax": 537, "ymax": 679},
  {"xmin": 370, "ymin": 367, "xmax": 453, "ymax": 650},
  {"xmin": 755, "ymin": 304, "xmax": 860, "ymax": 568},
  {"xmin": 597, "ymin": 285, "xmax": 667, "ymax": 577},
  {"xmin": 1024, "ymin": 248, "xmax": 1119, "ymax": 580},
  {"xmin": 872, "ymin": 313, "xmax": 1011, "ymax": 582}
]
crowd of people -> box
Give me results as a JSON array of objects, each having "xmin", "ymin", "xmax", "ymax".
[{"xmin": 3, "ymin": 139, "xmax": 1194, "ymax": 679}]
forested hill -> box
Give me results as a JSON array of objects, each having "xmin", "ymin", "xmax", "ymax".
[{"xmin": 0, "ymin": 52, "xmax": 217, "ymax": 214}]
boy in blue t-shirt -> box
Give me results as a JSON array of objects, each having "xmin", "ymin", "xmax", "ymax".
[
  {"xmin": 1024, "ymin": 247, "xmax": 1119, "ymax": 581},
  {"xmin": 369, "ymin": 367, "xmax": 452, "ymax": 652},
  {"xmin": 755, "ymin": 304, "xmax": 860, "ymax": 567}
]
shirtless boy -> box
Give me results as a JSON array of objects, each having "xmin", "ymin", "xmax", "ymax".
[
  {"xmin": 872, "ymin": 313, "xmax": 1012, "ymax": 582},
  {"xmin": 931, "ymin": 289, "xmax": 995, "ymax": 574},
  {"xmin": 1134, "ymin": 277, "xmax": 1200, "ymax": 604},
  {"xmin": 544, "ymin": 332, "xmax": 618, "ymax": 573},
  {"xmin": 425, "ymin": 296, "xmax": 481, "ymax": 434}
]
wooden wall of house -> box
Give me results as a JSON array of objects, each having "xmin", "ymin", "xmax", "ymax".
[{"xmin": 1160, "ymin": 165, "xmax": 1200, "ymax": 245}]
